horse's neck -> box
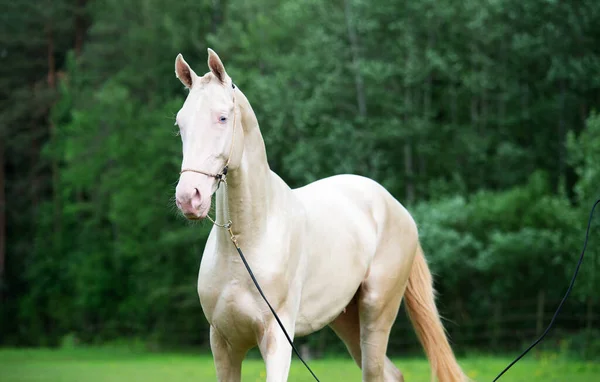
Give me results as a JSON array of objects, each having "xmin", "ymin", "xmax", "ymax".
[{"xmin": 214, "ymin": 91, "xmax": 284, "ymax": 248}]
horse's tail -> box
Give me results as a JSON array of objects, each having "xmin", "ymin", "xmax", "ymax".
[{"xmin": 404, "ymin": 243, "xmax": 470, "ymax": 382}]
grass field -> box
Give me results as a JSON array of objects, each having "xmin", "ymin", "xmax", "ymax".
[{"xmin": 0, "ymin": 347, "xmax": 598, "ymax": 381}]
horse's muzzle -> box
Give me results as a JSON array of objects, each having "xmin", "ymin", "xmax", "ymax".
[{"xmin": 176, "ymin": 188, "xmax": 203, "ymax": 219}]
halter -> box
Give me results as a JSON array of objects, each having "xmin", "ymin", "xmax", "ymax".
[{"xmin": 179, "ymin": 83, "xmax": 237, "ymax": 229}]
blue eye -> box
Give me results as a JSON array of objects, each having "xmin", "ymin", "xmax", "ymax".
[{"xmin": 219, "ymin": 116, "xmax": 228, "ymax": 123}]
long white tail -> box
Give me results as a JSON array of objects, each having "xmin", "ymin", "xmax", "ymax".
[{"xmin": 404, "ymin": 244, "xmax": 470, "ymax": 382}]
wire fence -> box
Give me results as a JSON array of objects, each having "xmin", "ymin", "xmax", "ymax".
[
  {"xmin": 293, "ymin": 294, "xmax": 599, "ymax": 360},
  {"xmin": 47, "ymin": 294, "xmax": 598, "ymax": 361}
]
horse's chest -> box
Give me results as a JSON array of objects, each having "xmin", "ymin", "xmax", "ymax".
[
  {"xmin": 197, "ymin": 235, "xmax": 299, "ymax": 342},
  {"xmin": 198, "ymin": 279, "xmax": 262, "ymax": 340},
  {"xmin": 198, "ymin": 272, "xmax": 252, "ymax": 320}
]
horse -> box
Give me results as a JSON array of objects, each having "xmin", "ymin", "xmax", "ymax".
[{"xmin": 172, "ymin": 48, "xmax": 469, "ymax": 382}]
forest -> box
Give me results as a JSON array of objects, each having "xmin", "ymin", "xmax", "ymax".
[{"xmin": 1, "ymin": 0, "xmax": 599, "ymax": 358}]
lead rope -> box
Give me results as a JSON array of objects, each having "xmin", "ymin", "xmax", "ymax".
[
  {"xmin": 493, "ymin": 198, "xmax": 599, "ymax": 381},
  {"xmin": 211, "ymin": 176, "xmax": 321, "ymax": 382}
]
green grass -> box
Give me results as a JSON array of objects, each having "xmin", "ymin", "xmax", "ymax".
[{"xmin": 0, "ymin": 347, "xmax": 598, "ymax": 381}]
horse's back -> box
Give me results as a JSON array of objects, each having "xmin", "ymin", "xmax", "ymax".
[
  {"xmin": 292, "ymin": 173, "xmax": 416, "ymax": 253},
  {"xmin": 292, "ymin": 173, "xmax": 408, "ymax": 222}
]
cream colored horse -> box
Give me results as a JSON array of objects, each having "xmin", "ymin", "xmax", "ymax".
[{"xmin": 173, "ymin": 48, "xmax": 468, "ymax": 382}]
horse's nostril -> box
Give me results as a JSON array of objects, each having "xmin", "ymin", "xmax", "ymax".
[{"xmin": 191, "ymin": 188, "xmax": 202, "ymax": 210}]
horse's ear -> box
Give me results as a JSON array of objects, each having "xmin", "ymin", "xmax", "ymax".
[
  {"xmin": 175, "ymin": 53, "xmax": 196, "ymax": 89},
  {"xmin": 207, "ymin": 48, "xmax": 227, "ymax": 83}
]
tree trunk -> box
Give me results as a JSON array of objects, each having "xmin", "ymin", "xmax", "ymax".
[
  {"xmin": 47, "ymin": 23, "xmax": 56, "ymax": 88},
  {"xmin": 424, "ymin": 30, "xmax": 433, "ymax": 119},
  {"xmin": 402, "ymin": 28, "xmax": 415, "ymax": 203},
  {"xmin": 419, "ymin": 151, "xmax": 426, "ymax": 192},
  {"xmin": 580, "ymin": 101, "xmax": 588, "ymax": 127},
  {"xmin": 482, "ymin": 90, "xmax": 488, "ymax": 130},
  {"xmin": 404, "ymin": 143, "xmax": 415, "ymax": 204},
  {"xmin": 521, "ymin": 84, "xmax": 529, "ymax": 120},
  {"xmin": 470, "ymin": 95, "xmax": 480, "ymax": 188},
  {"xmin": 403, "ymin": 78, "xmax": 415, "ymax": 203},
  {"xmin": 344, "ymin": 0, "xmax": 366, "ymax": 117},
  {"xmin": 47, "ymin": 19, "xmax": 62, "ymax": 253},
  {"xmin": 418, "ymin": 31, "xmax": 434, "ymax": 200},
  {"xmin": 499, "ymin": 38, "xmax": 507, "ymax": 124},
  {"xmin": 451, "ymin": 86, "xmax": 460, "ymax": 172},
  {"xmin": 451, "ymin": 86, "xmax": 458, "ymax": 126},
  {"xmin": 470, "ymin": 97, "xmax": 478, "ymax": 128},
  {"xmin": 0, "ymin": 140, "xmax": 5, "ymax": 289},
  {"xmin": 211, "ymin": 0, "xmax": 221, "ymax": 34},
  {"xmin": 74, "ymin": 0, "xmax": 87, "ymax": 56},
  {"xmin": 557, "ymin": 80, "xmax": 566, "ymax": 191}
]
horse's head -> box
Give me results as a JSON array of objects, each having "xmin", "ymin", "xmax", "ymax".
[{"xmin": 173, "ymin": 48, "xmax": 242, "ymax": 220}]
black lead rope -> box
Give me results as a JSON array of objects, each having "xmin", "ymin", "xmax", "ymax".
[
  {"xmin": 232, "ymin": 198, "xmax": 598, "ymax": 382},
  {"xmin": 493, "ymin": 198, "xmax": 599, "ymax": 381},
  {"xmin": 234, "ymin": 244, "xmax": 321, "ymax": 381}
]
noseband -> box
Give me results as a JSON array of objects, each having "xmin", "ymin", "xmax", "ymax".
[{"xmin": 179, "ymin": 82, "xmax": 237, "ymax": 227}]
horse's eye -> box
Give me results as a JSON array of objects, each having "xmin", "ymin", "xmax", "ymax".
[{"xmin": 219, "ymin": 116, "xmax": 228, "ymax": 123}]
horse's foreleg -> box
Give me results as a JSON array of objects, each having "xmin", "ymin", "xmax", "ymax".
[
  {"xmin": 258, "ymin": 316, "xmax": 295, "ymax": 382},
  {"xmin": 210, "ymin": 325, "xmax": 245, "ymax": 382}
]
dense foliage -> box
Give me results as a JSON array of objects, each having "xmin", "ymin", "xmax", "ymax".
[{"xmin": 2, "ymin": 0, "xmax": 599, "ymax": 356}]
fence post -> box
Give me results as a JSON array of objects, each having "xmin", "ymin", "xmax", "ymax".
[
  {"xmin": 536, "ymin": 290, "xmax": 546, "ymax": 334},
  {"xmin": 585, "ymin": 295, "xmax": 594, "ymax": 358},
  {"xmin": 535, "ymin": 290, "xmax": 545, "ymax": 356},
  {"xmin": 491, "ymin": 301, "xmax": 501, "ymax": 351}
]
